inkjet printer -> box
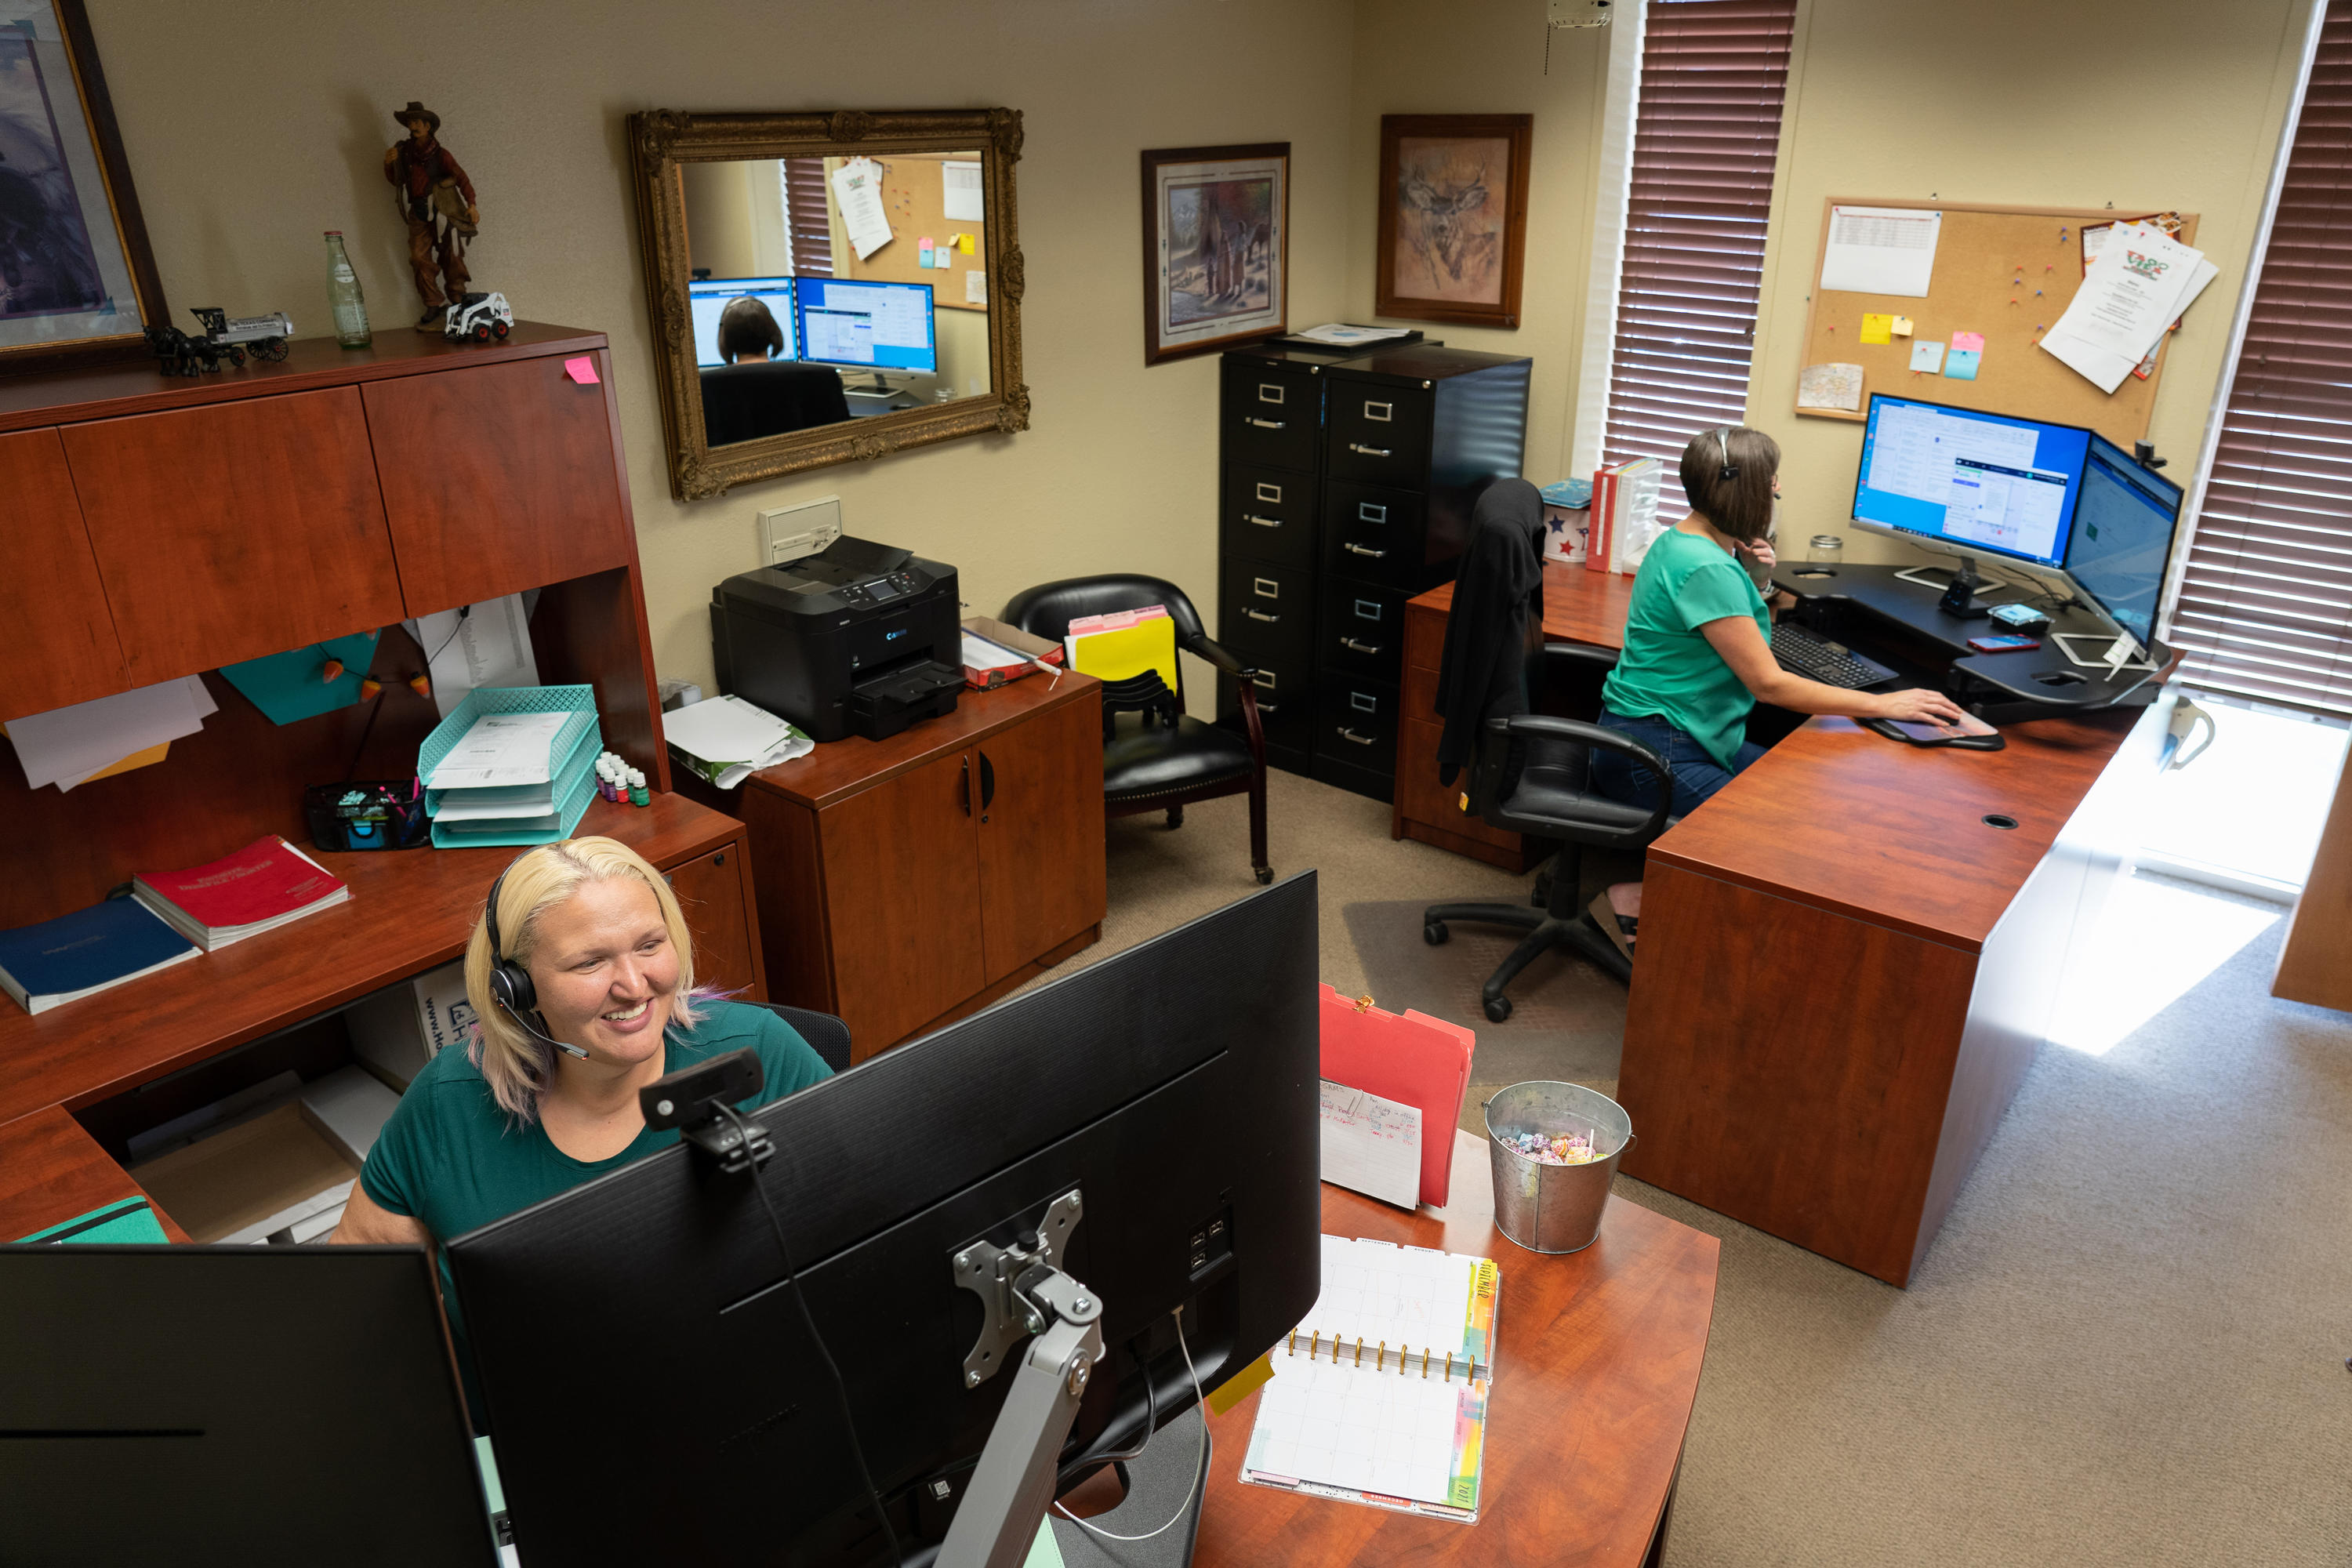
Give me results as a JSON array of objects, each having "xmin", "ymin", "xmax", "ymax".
[{"xmin": 710, "ymin": 536, "xmax": 963, "ymax": 742}]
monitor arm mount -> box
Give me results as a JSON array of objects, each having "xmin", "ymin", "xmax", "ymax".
[{"xmin": 940, "ymin": 1190, "xmax": 1105, "ymax": 1568}]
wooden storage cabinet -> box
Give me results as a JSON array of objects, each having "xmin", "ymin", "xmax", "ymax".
[
  {"xmin": 0, "ymin": 428, "xmax": 125, "ymax": 723},
  {"xmin": 730, "ymin": 678, "xmax": 1107, "ymax": 1063},
  {"xmin": 665, "ymin": 839, "xmax": 762, "ymax": 1003}
]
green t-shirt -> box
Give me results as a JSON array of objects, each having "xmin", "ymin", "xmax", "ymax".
[
  {"xmin": 1599, "ymin": 528, "xmax": 1772, "ymax": 771},
  {"xmin": 359, "ymin": 999, "xmax": 832, "ymax": 1423}
]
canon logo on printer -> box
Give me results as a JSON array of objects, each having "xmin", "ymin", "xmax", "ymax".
[{"xmin": 886, "ymin": 628, "xmax": 909, "ymax": 641}]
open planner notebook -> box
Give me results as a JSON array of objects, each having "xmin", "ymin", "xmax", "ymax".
[{"xmin": 1240, "ymin": 1235, "xmax": 1501, "ymax": 1522}]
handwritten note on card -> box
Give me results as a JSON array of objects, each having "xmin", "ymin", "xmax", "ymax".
[{"xmin": 1319, "ymin": 1080, "xmax": 1423, "ymax": 1208}]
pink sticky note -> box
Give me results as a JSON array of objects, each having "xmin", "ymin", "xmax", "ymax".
[
  {"xmin": 1951, "ymin": 332, "xmax": 1985, "ymax": 354},
  {"xmin": 563, "ymin": 355, "xmax": 600, "ymax": 385}
]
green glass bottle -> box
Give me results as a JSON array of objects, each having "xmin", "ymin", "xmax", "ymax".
[{"xmin": 325, "ymin": 230, "xmax": 372, "ymax": 348}]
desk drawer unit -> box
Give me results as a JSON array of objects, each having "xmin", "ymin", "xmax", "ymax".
[
  {"xmin": 1319, "ymin": 579, "xmax": 1410, "ymax": 684},
  {"xmin": 1219, "ymin": 464, "xmax": 1317, "ymax": 572}
]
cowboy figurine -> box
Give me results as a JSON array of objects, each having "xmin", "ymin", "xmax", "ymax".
[{"xmin": 383, "ymin": 100, "xmax": 478, "ymax": 331}]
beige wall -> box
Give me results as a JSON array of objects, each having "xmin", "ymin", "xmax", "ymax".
[
  {"xmin": 1348, "ymin": 0, "xmax": 2314, "ymax": 562},
  {"xmin": 88, "ymin": 0, "xmax": 1359, "ymax": 701}
]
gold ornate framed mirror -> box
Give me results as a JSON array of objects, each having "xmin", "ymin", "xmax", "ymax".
[{"xmin": 628, "ymin": 108, "xmax": 1028, "ymax": 500}]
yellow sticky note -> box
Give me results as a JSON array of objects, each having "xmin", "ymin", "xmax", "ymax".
[
  {"xmin": 1892, "ymin": 316, "xmax": 1914, "ymax": 337},
  {"xmin": 958, "ymin": 234, "xmax": 975, "ymax": 255},
  {"xmin": 1860, "ymin": 314, "xmax": 1894, "ymax": 346},
  {"xmin": 1205, "ymin": 1352, "xmax": 1276, "ymax": 1416}
]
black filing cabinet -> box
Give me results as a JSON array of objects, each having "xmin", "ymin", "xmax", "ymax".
[{"xmin": 1310, "ymin": 345, "xmax": 1530, "ymax": 802}]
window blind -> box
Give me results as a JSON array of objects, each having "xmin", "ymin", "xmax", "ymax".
[
  {"xmin": 2170, "ymin": 5, "xmax": 2352, "ymax": 714},
  {"xmin": 782, "ymin": 158, "xmax": 834, "ymax": 278},
  {"xmin": 1599, "ymin": 0, "xmax": 1796, "ymax": 469}
]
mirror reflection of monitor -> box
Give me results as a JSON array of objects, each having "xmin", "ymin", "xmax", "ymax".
[
  {"xmin": 690, "ymin": 277, "xmax": 799, "ymax": 368},
  {"xmin": 796, "ymin": 278, "xmax": 938, "ymax": 374}
]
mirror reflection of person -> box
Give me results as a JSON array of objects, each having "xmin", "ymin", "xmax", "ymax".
[
  {"xmin": 699, "ymin": 295, "xmax": 850, "ymax": 445},
  {"xmin": 332, "ymin": 836, "xmax": 832, "ymax": 1427}
]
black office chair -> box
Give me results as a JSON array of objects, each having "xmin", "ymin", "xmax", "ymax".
[
  {"xmin": 699, "ymin": 361, "xmax": 852, "ymax": 446},
  {"xmin": 1422, "ymin": 644, "xmax": 1674, "ymax": 1020},
  {"xmin": 1002, "ymin": 575, "xmax": 1272, "ymax": 885},
  {"xmin": 745, "ymin": 1000, "xmax": 854, "ymax": 1074}
]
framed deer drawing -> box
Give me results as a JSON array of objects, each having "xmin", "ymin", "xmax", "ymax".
[
  {"xmin": 1139, "ymin": 142, "xmax": 1289, "ymax": 365},
  {"xmin": 1375, "ymin": 114, "xmax": 1532, "ymax": 329}
]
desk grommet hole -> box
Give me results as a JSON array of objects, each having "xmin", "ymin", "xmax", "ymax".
[
  {"xmin": 1982, "ymin": 814, "xmax": 2020, "ymax": 830},
  {"xmin": 1792, "ymin": 568, "xmax": 1835, "ymax": 579}
]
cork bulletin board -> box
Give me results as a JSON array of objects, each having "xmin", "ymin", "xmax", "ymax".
[
  {"xmin": 1792, "ymin": 198, "xmax": 2201, "ymax": 447},
  {"xmin": 838, "ymin": 151, "xmax": 989, "ymax": 311}
]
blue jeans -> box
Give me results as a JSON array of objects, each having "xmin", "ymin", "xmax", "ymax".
[{"xmin": 1590, "ymin": 706, "xmax": 1764, "ymax": 818}]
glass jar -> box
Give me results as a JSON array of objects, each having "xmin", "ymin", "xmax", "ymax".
[{"xmin": 1806, "ymin": 534, "xmax": 1845, "ymax": 567}]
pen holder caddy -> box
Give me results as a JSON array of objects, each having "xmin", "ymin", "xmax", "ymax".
[{"xmin": 303, "ymin": 779, "xmax": 431, "ymax": 851}]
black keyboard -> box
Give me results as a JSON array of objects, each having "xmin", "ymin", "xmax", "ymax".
[{"xmin": 1770, "ymin": 622, "xmax": 1896, "ymax": 689}]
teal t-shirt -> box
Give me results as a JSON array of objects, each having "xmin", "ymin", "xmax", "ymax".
[
  {"xmin": 360, "ymin": 999, "xmax": 832, "ymax": 1423},
  {"xmin": 1599, "ymin": 528, "xmax": 1772, "ymax": 770}
]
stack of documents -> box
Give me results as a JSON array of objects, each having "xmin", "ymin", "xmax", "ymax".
[
  {"xmin": 2040, "ymin": 221, "xmax": 2220, "ymax": 394},
  {"xmin": 3, "ymin": 674, "xmax": 216, "ymax": 793},
  {"xmin": 0, "ymin": 898, "xmax": 198, "ymax": 1015},
  {"xmin": 664, "ymin": 695, "xmax": 811, "ymax": 790},
  {"xmin": 1064, "ymin": 605, "xmax": 1179, "ymax": 693},
  {"xmin": 1290, "ymin": 322, "xmax": 1417, "ymax": 348},
  {"xmin": 132, "ymin": 835, "xmax": 349, "ymax": 951},
  {"xmin": 1242, "ymin": 1235, "xmax": 1501, "ymax": 1521},
  {"xmin": 419, "ymin": 689, "xmax": 602, "ymax": 847}
]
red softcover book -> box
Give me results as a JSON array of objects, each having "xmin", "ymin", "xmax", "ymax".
[{"xmin": 135, "ymin": 836, "xmax": 347, "ymax": 930}]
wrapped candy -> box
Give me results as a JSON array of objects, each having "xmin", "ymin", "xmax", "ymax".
[{"xmin": 1504, "ymin": 1129, "xmax": 1601, "ymax": 1166}]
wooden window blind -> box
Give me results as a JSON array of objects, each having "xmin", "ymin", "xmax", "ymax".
[
  {"xmin": 782, "ymin": 158, "xmax": 834, "ymax": 278},
  {"xmin": 2171, "ymin": 5, "xmax": 2352, "ymax": 714},
  {"xmin": 1599, "ymin": 0, "xmax": 1796, "ymax": 469}
]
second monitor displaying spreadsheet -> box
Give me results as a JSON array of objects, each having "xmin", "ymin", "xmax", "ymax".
[
  {"xmin": 796, "ymin": 278, "xmax": 938, "ymax": 375},
  {"xmin": 1853, "ymin": 394, "xmax": 2094, "ymax": 571}
]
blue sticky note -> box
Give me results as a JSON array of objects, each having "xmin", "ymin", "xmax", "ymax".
[
  {"xmin": 1944, "ymin": 348, "xmax": 1982, "ymax": 381},
  {"xmin": 220, "ymin": 629, "xmax": 380, "ymax": 725},
  {"xmin": 16, "ymin": 1197, "xmax": 169, "ymax": 1244}
]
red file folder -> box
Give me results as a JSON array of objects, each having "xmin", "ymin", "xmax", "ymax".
[{"xmin": 1319, "ymin": 983, "xmax": 1476, "ymax": 1207}]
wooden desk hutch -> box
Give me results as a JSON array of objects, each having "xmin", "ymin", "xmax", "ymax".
[{"xmin": 0, "ymin": 324, "xmax": 762, "ymax": 1239}]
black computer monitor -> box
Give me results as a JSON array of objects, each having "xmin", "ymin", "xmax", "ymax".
[
  {"xmin": 0, "ymin": 1245, "xmax": 497, "ymax": 1563},
  {"xmin": 1852, "ymin": 393, "xmax": 2095, "ymax": 575},
  {"xmin": 796, "ymin": 277, "xmax": 938, "ymax": 375},
  {"xmin": 2064, "ymin": 433, "xmax": 2184, "ymax": 648},
  {"xmin": 447, "ymin": 873, "xmax": 1323, "ymax": 1566}
]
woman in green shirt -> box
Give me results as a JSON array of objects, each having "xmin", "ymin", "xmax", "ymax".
[
  {"xmin": 332, "ymin": 834, "xmax": 831, "ymax": 1423},
  {"xmin": 1588, "ymin": 427, "xmax": 1968, "ymax": 947}
]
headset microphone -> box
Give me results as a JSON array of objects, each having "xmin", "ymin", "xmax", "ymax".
[{"xmin": 485, "ymin": 864, "xmax": 591, "ymax": 1061}]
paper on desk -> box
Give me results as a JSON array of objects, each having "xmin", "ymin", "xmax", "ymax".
[
  {"xmin": 1291, "ymin": 322, "xmax": 1417, "ymax": 347},
  {"xmin": 1819, "ymin": 205, "xmax": 1941, "ymax": 297},
  {"xmin": 425, "ymin": 711, "xmax": 566, "ymax": 790},
  {"xmin": 5, "ymin": 674, "xmax": 216, "ymax": 791},
  {"xmin": 1319, "ymin": 1080, "xmax": 1423, "ymax": 1209},
  {"xmin": 405, "ymin": 594, "xmax": 540, "ymax": 719},
  {"xmin": 832, "ymin": 158, "xmax": 894, "ymax": 260},
  {"xmin": 942, "ymin": 159, "xmax": 985, "ymax": 222},
  {"xmin": 962, "ymin": 630, "xmax": 1034, "ymax": 671},
  {"xmin": 663, "ymin": 694, "xmax": 813, "ymax": 789}
]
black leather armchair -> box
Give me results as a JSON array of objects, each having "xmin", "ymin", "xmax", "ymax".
[
  {"xmin": 1003, "ymin": 575, "xmax": 1272, "ymax": 885},
  {"xmin": 1423, "ymin": 644, "xmax": 1674, "ymax": 1019}
]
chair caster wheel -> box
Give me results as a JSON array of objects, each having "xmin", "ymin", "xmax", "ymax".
[
  {"xmin": 1423, "ymin": 922, "xmax": 1449, "ymax": 946},
  {"xmin": 1255, "ymin": 866, "xmax": 1274, "ymax": 885},
  {"xmin": 1483, "ymin": 994, "xmax": 1512, "ymax": 1023}
]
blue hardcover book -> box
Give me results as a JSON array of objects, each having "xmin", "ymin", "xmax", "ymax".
[{"xmin": 0, "ymin": 898, "xmax": 200, "ymax": 1015}]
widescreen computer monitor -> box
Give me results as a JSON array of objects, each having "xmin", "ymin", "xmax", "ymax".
[
  {"xmin": 797, "ymin": 277, "xmax": 938, "ymax": 376},
  {"xmin": 1852, "ymin": 394, "xmax": 2096, "ymax": 575},
  {"xmin": 690, "ymin": 276, "xmax": 799, "ymax": 368},
  {"xmin": 447, "ymin": 872, "xmax": 1323, "ymax": 1567},
  {"xmin": 0, "ymin": 1246, "xmax": 497, "ymax": 1563},
  {"xmin": 2064, "ymin": 431, "xmax": 2185, "ymax": 648}
]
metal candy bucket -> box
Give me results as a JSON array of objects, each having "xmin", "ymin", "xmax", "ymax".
[{"xmin": 1483, "ymin": 1080, "xmax": 1634, "ymax": 1254}]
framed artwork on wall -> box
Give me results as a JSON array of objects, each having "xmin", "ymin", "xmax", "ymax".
[
  {"xmin": 1375, "ymin": 114, "xmax": 1533, "ymax": 329},
  {"xmin": 1140, "ymin": 142, "xmax": 1287, "ymax": 366},
  {"xmin": 0, "ymin": 0, "xmax": 167, "ymax": 373}
]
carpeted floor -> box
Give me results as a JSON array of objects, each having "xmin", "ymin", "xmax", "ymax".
[{"xmin": 1047, "ymin": 768, "xmax": 2352, "ymax": 1565}]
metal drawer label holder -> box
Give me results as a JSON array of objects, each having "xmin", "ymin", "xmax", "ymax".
[
  {"xmin": 1255, "ymin": 481, "xmax": 1283, "ymax": 503},
  {"xmin": 1363, "ymin": 401, "xmax": 1392, "ymax": 422},
  {"xmin": 1359, "ymin": 503, "xmax": 1387, "ymax": 524},
  {"xmin": 1254, "ymin": 577, "xmax": 1280, "ymax": 599},
  {"xmin": 1258, "ymin": 383, "xmax": 1284, "ymax": 404}
]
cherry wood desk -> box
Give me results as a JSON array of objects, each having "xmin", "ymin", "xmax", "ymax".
[
  {"xmin": 1394, "ymin": 564, "xmax": 1639, "ymax": 870},
  {"xmin": 1192, "ymin": 1134, "xmax": 1720, "ymax": 1568},
  {"xmin": 1617, "ymin": 702, "xmax": 2169, "ymax": 1286},
  {"xmin": 0, "ymin": 793, "xmax": 757, "ymax": 1240}
]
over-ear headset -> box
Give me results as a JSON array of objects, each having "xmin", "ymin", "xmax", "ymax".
[
  {"xmin": 1713, "ymin": 427, "xmax": 1740, "ymax": 484},
  {"xmin": 485, "ymin": 862, "xmax": 590, "ymax": 1061}
]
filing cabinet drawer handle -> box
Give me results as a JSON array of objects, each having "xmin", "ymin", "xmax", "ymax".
[
  {"xmin": 1341, "ymin": 637, "xmax": 1382, "ymax": 655},
  {"xmin": 1256, "ymin": 702, "xmax": 1280, "ymax": 714},
  {"xmin": 1255, "ymin": 482, "xmax": 1283, "ymax": 503},
  {"xmin": 1337, "ymin": 727, "xmax": 1378, "ymax": 746},
  {"xmin": 1245, "ymin": 608, "xmax": 1282, "ymax": 623},
  {"xmin": 1348, "ymin": 443, "xmax": 1392, "ymax": 457},
  {"xmin": 1343, "ymin": 543, "xmax": 1386, "ymax": 559},
  {"xmin": 1249, "ymin": 418, "xmax": 1287, "ymax": 430},
  {"xmin": 1244, "ymin": 514, "xmax": 1283, "ymax": 528},
  {"xmin": 1364, "ymin": 401, "xmax": 1393, "ymax": 421}
]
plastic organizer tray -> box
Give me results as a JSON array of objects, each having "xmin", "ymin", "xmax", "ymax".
[{"xmin": 417, "ymin": 685, "xmax": 604, "ymax": 849}]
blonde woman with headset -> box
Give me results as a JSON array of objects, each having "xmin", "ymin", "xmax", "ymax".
[
  {"xmin": 1587, "ymin": 426, "xmax": 1968, "ymax": 953},
  {"xmin": 332, "ymin": 835, "xmax": 831, "ymax": 1422}
]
